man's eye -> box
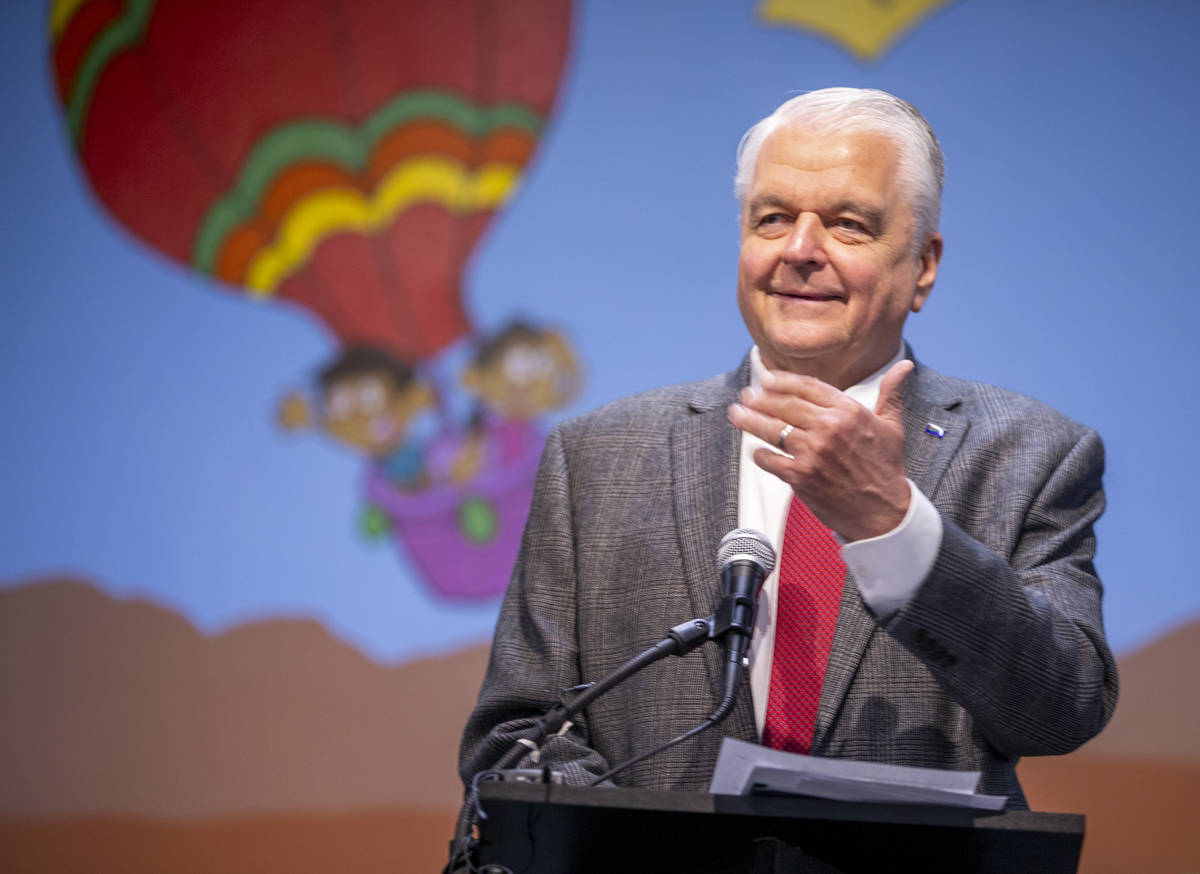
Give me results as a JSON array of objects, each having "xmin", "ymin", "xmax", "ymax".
[
  {"xmin": 757, "ymin": 213, "xmax": 788, "ymax": 227},
  {"xmin": 833, "ymin": 217, "xmax": 867, "ymax": 232}
]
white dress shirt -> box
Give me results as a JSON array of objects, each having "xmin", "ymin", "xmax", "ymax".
[{"xmin": 738, "ymin": 346, "xmax": 944, "ymax": 735}]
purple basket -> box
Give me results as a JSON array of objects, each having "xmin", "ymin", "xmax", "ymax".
[{"xmin": 364, "ymin": 423, "xmax": 544, "ymax": 600}]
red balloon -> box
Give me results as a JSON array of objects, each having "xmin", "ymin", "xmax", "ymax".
[{"xmin": 52, "ymin": 0, "xmax": 571, "ymax": 360}]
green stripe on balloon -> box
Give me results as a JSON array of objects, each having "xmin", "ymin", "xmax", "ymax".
[
  {"xmin": 66, "ymin": 0, "xmax": 156, "ymax": 142},
  {"xmin": 192, "ymin": 90, "xmax": 543, "ymax": 274},
  {"xmin": 364, "ymin": 91, "xmax": 542, "ymax": 141}
]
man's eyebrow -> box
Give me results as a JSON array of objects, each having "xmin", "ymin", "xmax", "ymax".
[
  {"xmin": 746, "ymin": 194, "xmax": 887, "ymax": 230},
  {"xmin": 832, "ymin": 201, "xmax": 886, "ymax": 230},
  {"xmin": 745, "ymin": 193, "xmax": 790, "ymax": 214}
]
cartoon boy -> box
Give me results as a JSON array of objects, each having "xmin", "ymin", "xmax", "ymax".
[
  {"xmin": 453, "ymin": 321, "xmax": 580, "ymax": 479},
  {"xmin": 279, "ymin": 345, "xmax": 435, "ymax": 491},
  {"xmin": 461, "ymin": 321, "xmax": 580, "ymax": 424}
]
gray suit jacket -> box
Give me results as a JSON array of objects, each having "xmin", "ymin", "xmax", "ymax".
[{"xmin": 459, "ymin": 354, "xmax": 1118, "ymax": 808}]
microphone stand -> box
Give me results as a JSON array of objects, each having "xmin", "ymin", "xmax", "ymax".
[{"xmin": 448, "ymin": 590, "xmax": 758, "ymax": 872}]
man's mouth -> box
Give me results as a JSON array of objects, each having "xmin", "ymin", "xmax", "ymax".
[{"xmin": 771, "ymin": 289, "xmax": 841, "ymax": 302}]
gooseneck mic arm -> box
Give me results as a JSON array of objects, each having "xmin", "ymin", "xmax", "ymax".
[
  {"xmin": 484, "ymin": 611, "xmax": 718, "ymax": 775},
  {"xmin": 448, "ymin": 612, "xmax": 719, "ymax": 871},
  {"xmin": 449, "ymin": 529, "xmax": 776, "ymax": 872},
  {"xmin": 585, "ymin": 528, "xmax": 776, "ymax": 785}
]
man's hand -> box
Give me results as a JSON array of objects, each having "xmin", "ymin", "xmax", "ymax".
[{"xmin": 727, "ymin": 360, "xmax": 913, "ymax": 542}]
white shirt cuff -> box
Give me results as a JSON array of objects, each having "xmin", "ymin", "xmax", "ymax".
[{"xmin": 841, "ymin": 480, "xmax": 943, "ymax": 619}]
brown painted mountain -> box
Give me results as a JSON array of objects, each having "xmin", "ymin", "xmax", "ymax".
[
  {"xmin": 1, "ymin": 578, "xmax": 1197, "ymax": 873},
  {"xmin": 1018, "ymin": 617, "xmax": 1200, "ymax": 873},
  {"xmin": 0, "ymin": 578, "xmax": 489, "ymax": 818}
]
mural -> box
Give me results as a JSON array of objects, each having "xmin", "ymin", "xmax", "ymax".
[
  {"xmin": 49, "ymin": 0, "xmax": 575, "ymax": 599},
  {"xmin": 4, "ymin": 0, "xmax": 1200, "ymax": 871}
]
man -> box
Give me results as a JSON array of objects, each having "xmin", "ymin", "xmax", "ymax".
[{"xmin": 459, "ymin": 88, "xmax": 1117, "ymax": 808}]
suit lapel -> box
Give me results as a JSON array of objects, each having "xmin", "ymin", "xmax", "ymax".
[
  {"xmin": 811, "ymin": 356, "xmax": 968, "ymax": 751},
  {"xmin": 899, "ymin": 362, "xmax": 968, "ymax": 500},
  {"xmin": 669, "ymin": 362, "xmax": 754, "ymax": 740}
]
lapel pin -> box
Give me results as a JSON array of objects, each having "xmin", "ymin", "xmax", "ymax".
[{"xmin": 924, "ymin": 423, "xmax": 946, "ymax": 439}]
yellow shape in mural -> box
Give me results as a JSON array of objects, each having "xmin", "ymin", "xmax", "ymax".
[{"xmin": 759, "ymin": 0, "xmax": 955, "ymax": 62}]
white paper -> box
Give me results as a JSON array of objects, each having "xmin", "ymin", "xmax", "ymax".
[{"xmin": 709, "ymin": 738, "xmax": 1007, "ymax": 811}]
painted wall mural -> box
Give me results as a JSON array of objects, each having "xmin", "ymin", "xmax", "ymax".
[
  {"xmin": 4, "ymin": 0, "xmax": 1200, "ymax": 871},
  {"xmin": 50, "ymin": 0, "xmax": 574, "ymax": 599}
]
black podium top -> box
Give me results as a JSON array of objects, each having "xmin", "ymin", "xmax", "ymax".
[{"xmin": 476, "ymin": 781, "xmax": 1083, "ymax": 873}]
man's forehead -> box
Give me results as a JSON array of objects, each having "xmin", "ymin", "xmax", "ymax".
[
  {"xmin": 744, "ymin": 127, "xmax": 904, "ymax": 211},
  {"xmin": 754, "ymin": 125, "xmax": 899, "ymax": 174}
]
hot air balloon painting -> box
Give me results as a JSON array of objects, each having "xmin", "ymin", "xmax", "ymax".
[{"xmin": 50, "ymin": 0, "xmax": 575, "ymax": 599}]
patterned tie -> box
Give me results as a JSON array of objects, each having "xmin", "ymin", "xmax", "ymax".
[{"xmin": 760, "ymin": 496, "xmax": 846, "ymax": 754}]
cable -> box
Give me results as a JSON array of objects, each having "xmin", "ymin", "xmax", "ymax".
[{"xmin": 586, "ymin": 717, "xmax": 716, "ymax": 787}]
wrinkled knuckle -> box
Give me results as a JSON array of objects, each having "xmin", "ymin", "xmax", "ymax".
[
  {"xmin": 777, "ymin": 397, "xmax": 802, "ymax": 420},
  {"xmin": 791, "ymin": 455, "xmax": 818, "ymax": 478},
  {"xmin": 817, "ymin": 409, "xmax": 847, "ymax": 435},
  {"xmin": 812, "ymin": 443, "xmax": 839, "ymax": 467},
  {"xmin": 842, "ymin": 402, "xmax": 870, "ymax": 425}
]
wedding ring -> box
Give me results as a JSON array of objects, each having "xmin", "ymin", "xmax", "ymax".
[{"xmin": 776, "ymin": 424, "xmax": 794, "ymax": 449}]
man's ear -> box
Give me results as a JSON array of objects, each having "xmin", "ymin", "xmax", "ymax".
[{"xmin": 911, "ymin": 232, "xmax": 943, "ymax": 313}]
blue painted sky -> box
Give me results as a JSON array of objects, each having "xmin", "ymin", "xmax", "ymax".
[{"xmin": 3, "ymin": 0, "xmax": 1198, "ymax": 661}]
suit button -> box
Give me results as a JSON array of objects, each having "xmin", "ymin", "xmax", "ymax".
[{"xmin": 911, "ymin": 629, "xmax": 929, "ymax": 645}]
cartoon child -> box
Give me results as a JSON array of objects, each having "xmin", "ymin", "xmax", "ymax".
[
  {"xmin": 278, "ymin": 345, "xmax": 435, "ymax": 491},
  {"xmin": 455, "ymin": 321, "xmax": 581, "ymax": 479},
  {"xmin": 462, "ymin": 321, "xmax": 580, "ymax": 422}
]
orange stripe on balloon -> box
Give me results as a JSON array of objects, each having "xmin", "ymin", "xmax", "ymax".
[
  {"xmin": 365, "ymin": 123, "xmax": 536, "ymax": 188},
  {"xmin": 212, "ymin": 139, "xmax": 527, "ymax": 289},
  {"xmin": 215, "ymin": 126, "xmax": 537, "ymax": 268},
  {"xmin": 52, "ymin": 0, "xmax": 123, "ymax": 104},
  {"xmin": 214, "ymin": 153, "xmax": 467, "ymax": 284},
  {"xmin": 482, "ymin": 128, "xmax": 537, "ymax": 166},
  {"xmin": 260, "ymin": 163, "xmax": 358, "ymax": 224},
  {"xmin": 365, "ymin": 122, "xmax": 473, "ymax": 187},
  {"xmin": 213, "ymin": 222, "xmax": 273, "ymax": 284},
  {"xmin": 216, "ymin": 164, "xmax": 358, "ymax": 281},
  {"xmin": 243, "ymin": 158, "xmax": 519, "ymax": 295}
]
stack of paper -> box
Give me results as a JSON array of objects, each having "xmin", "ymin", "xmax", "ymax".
[{"xmin": 709, "ymin": 738, "xmax": 1007, "ymax": 810}]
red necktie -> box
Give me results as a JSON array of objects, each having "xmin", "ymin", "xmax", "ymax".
[{"xmin": 760, "ymin": 496, "xmax": 846, "ymax": 754}]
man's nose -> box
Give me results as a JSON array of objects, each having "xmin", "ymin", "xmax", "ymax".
[{"xmin": 782, "ymin": 213, "xmax": 829, "ymax": 268}]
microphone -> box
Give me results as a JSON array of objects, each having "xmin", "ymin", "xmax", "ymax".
[
  {"xmin": 547, "ymin": 529, "xmax": 778, "ymax": 790},
  {"xmin": 712, "ymin": 528, "xmax": 776, "ymax": 720}
]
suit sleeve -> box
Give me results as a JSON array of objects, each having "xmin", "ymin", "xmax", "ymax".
[
  {"xmin": 885, "ymin": 423, "xmax": 1118, "ymax": 757},
  {"xmin": 459, "ymin": 425, "xmax": 613, "ymax": 787}
]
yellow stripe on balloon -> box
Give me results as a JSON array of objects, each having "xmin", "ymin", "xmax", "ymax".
[
  {"xmin": 245, "ymin": 193, "xmax": 370, "ymax": 296},
  {"xmin": 49, "ymin": 0, "xmax": 90, "ymax": 38},
  {"xmin": 473, "ymin": 163, "xmax": 521, "ymax": 205},
  {"xmin": 244, "ymin": 156, "xmax": 520, "ymax": 296}
]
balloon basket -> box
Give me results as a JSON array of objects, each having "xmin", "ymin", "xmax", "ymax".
[{"xmin": 364, "ymin": 429, "xmax": 543, "ymax": 600}]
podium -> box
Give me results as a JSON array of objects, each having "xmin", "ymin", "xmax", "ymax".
[{"xmin": 475, "ymin": 781, "xmax": 1083, "ymax": 873}]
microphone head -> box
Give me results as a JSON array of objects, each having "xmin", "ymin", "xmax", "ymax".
[{"xmin": 716, "ymin": 528, "xmax": 776, "ymax": 577}]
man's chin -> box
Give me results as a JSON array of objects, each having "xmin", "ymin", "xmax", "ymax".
[{"xmin": 759, "ymin": 337, "xmax": 844, "ymax": 373}]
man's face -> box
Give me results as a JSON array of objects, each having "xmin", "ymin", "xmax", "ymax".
[{"xmin": 737, "ymin": 126, "xmax": 942, "ymax": 388}]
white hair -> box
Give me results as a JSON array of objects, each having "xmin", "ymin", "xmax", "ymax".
[{"xmin": 734, "ymin": 88, "xmax": 945, "ymax": 245}]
